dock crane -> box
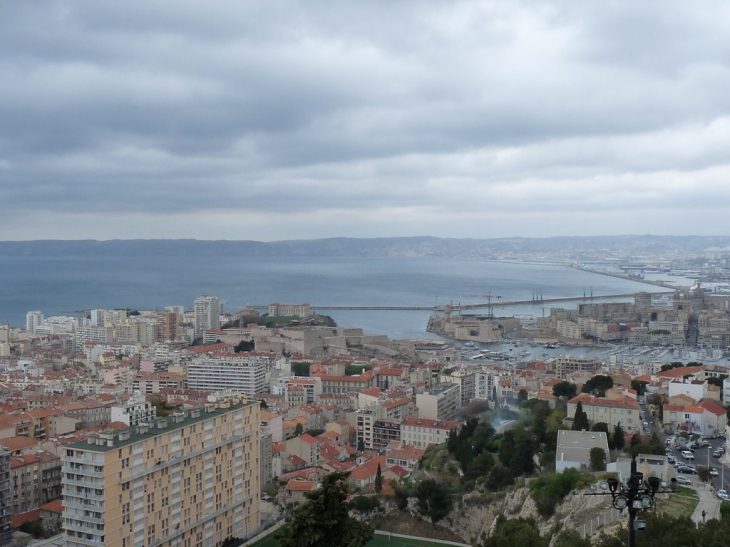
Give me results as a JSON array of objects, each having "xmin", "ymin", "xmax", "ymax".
[{"xmin": 468, "ymin": 291, "xmax": 501, "ymax": 319}]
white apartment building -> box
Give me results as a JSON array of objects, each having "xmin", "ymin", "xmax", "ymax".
[
  {"xmin": 475, "ymin": 371, "xmax": 500, "ymax": 401},
  {"xmin": 75, "ymin": 327, "xmax": 115, "ymax": 352},
  {"xmin": 110, "ymin": 391, "xmax": 157, "ymax": 427},
  {"xmin": 26, "ymin": 311, "xmax": 44, "ymax": 335},
  {"xmin": 34, "ymin": 315, "xmax": 80, "ymax": 335},
  {"xmin": 188, "ymin": 357, "xmax": 266, "ymax": 397},
  {"xmin": 194, "ymin": 296, "xmax": 221, "ymax": 338}
]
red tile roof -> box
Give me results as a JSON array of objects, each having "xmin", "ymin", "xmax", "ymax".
[{"xmin": 286, "ymin": 479, "xmax": 317, "ymax": 492}]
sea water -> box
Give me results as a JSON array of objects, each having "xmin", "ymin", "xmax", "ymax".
[{"xmin": 0, "ymin": 256, "xmax": 667, "ymax": 339}]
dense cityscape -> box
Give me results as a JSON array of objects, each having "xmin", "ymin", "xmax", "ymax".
[
  {"xmin": 4, "ymin": 1, "xmax": 730, "ymax": 546},
  {"xmin": 0, "ymin": 255, "xmax": 727, "ymax": 547}
]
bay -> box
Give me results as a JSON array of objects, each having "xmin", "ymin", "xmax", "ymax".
[{"xmin": 0, "ymin": 256, "xmax": 666, "ymax": 339}]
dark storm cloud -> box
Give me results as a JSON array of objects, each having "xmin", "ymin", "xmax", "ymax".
[{"xmin": 1, "ymin": 1, "xmax": 730, "ymax": 239}]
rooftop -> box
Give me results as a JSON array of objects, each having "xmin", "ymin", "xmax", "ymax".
[{"xmin": 67, "ymin": 398, "xmax": 257, "ymax": 453}]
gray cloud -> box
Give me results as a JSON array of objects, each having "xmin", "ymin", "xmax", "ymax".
[{"xmin": 1, "ymin": 1, "xmax": 730, "ymax": 239}]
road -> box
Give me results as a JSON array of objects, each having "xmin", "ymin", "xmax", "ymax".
[{"xmin": 641, "ymin": 399, "xmax": 729, "ymax": 493}]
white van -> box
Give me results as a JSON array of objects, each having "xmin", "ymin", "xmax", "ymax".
[{"xmin": 681, "ymin": 450, "xmax": 694, "ymax": 460}]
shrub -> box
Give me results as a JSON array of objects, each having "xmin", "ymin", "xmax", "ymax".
[{"xmin": 529, "ymin": 468, "xmax": 584, "ymax": 517}]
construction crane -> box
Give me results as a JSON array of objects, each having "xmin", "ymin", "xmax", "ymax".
[{"xmin": 468, "ymin": 291, "xmax": 501, "ymax": 319}]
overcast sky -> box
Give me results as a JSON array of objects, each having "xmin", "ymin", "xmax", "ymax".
[{"xmin": 2, "ymin": 1, "xmax": 730, "ymax": 241}]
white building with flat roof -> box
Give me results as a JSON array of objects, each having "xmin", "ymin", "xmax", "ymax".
[
  {"xmin": 188, "ymin": 357, "xmax": 266, "ymax": 397},
  {"xmin": 556, "ymin": 430, "xmax": 610, "ymax": 472}
]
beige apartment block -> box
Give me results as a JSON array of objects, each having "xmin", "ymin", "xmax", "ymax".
[
  {"xmin": 567, "ymin": 393, "xmax": 641, "ymax": 433},
  {"xmin": 267, "ymin": 303, "xmax": 311, "ymax": 318},
  {"xmin": 416, "ymin": 383, "xmax": 461, "ymax": 421},
  {"xmin": 62, "ymin": 394, "xmax": 260, "ymax": 547},
  {"xmin": 553, "ymin": 356, "xmax": 600, "ymax": 379}
]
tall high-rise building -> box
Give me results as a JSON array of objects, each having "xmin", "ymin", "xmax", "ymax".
[
  {"xmin": 159, "ymin": 310, "xmax": 179, "ymax": 342},
  {"xmin": 194, "ymin": 295, "xmax": 221, "ymax": 338},
  {"xmin": 26, "ymin": 311, "xmax": 44, "ymax": 335},
  {"xmin": 0, "ymin": 449, "xmax": 10, "ymax": 545},
  {"xmin": 62, "ymin": 393, "xmax": 260, "ymax": 547}
]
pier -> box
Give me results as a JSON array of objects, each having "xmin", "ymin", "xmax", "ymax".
[{"xmin": 250, "ymin": 291, "xmax": 673, "ymax": 313}]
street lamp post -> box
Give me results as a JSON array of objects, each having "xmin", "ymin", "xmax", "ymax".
[{"xmin": 588, "ymin": 456, "xmax": 675, "ymax": 547}]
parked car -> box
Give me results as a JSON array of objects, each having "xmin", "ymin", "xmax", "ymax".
[
  {"xmin": 675, "ymin": 476, "xmax": 692, "ymax": 485},
  {"xmin": 716, "ymin": 489, "xmax": 729, "ymax": 501},
  {"xmin": 681, "ymin": 450, "xmax": 694, "ymax": 460},
  {"xmin": 667, "ymin": 455, "xmax": 675, "ymax": 464},
  {"xmin": 710, "ymin": 468, "xmax": 719, "ymax": 476}
]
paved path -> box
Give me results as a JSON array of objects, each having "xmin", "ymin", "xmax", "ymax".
[{"xmin": 690, "ymin": 481, "xmax": 721, "ymax": 525}]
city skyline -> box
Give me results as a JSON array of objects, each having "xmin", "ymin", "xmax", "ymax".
[{"xmin": 2, "ymin": 2, "xmax": 730, "ymax": 241}]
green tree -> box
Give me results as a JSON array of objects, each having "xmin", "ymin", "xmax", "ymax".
[
  {"xmin": 291, "ymin": 362, "xmax": 311, "ymax": 376},
  {"xmin": 631, "ymin": 380, "xmax": 649, "ymax": 396},
  {"xmin": 572, "ymin": 402, "xmax": 590, "ymax": 431},
  {"xmin": 707, "ymin": 375, "xmax": 727, "ymax": 387},
  {"xmin": 349, "ymin": 495, "xmax": 380, "ymax": 519},
  {"xmin": 465, "ymin": 452, "xmax": 495, "ymax": 482},
  {"xmin": 591, "ymin": 422, "xmax": 609, "ymax": 434},
  {"xmin": 294, "ymin": 423, "xmax": 304, "ymax": 437},
  {"xmin": 546, "ymin": 407, "xmax": 567, "ymax": 433},
  {"xmin": 233, "ymin": 340, "xmax": 255, "ymax": 352},
  {"xmin": 697, "ymin": 466, "xmax": 711, "ymax": 483},
  {"xmin": 394, "ymin": 484, "xmax": 410, "ymax": 510},
  {"xmin": 581, "ymin": 375, "xmax": 614, "ymax": 397},
  {"xmin": 414, "ymin": 479, "xmax": 453, "ymax": 527},
  {"xmin": 276, "ymin": 472, "xmax": 373, "ymax": 547},
  {"xmin": 374, "ymin": 464, "xmax": 382, "ymax": 494},
  {"xmin": 612, "ymin": 423, "xmax": 625, "ymax": 451},
  {"xmin": 553, "ymin": 381, "xmax": 578, "ymax": 399},
  {"xmin": 486, "ymin": 464, "xmax": 515, "ymax": 491},
  {"xmin": 647, "ymin": 393, "xmax": 663, "ymax": 406},
  {"xmin": 499, "ymin": 427, "xmax": 534, "ymax": 476},
  {"xmin": 590, "ymin": 447, "xmax": 606, "ymax": 471},
  {"xmin": 530, "ymin": 468, "xmax": 582, "ymax": 517},
  {"xmin": 479, "ymin": 516, "xmax": 547, "ymax": 547}
]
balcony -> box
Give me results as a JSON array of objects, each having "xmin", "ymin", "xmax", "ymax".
[
  {"xmin": 63, "ymin": 477, "xmax": 103, "ymax": 489},
  {"xmin": 63, "ymin": 489, "xmax": 105, "ymax": 502},
  {"xmin": 63, "ymin": 466, "xmax": 105, "ymax": 479},
  {"xmin": 64, "ymin": 498, "xmax": 105, "ymax": 512},
  {"xmin": 65, "ymin": 510, "xmax": 104, "ymax": 526},
  {"xmin": 64, "ymin": 533, "xmax": 105, "ymax": 547}
]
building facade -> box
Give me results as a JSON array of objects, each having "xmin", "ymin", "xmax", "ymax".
[
  {"xmin": 62, "ymin": 394, "xmax": 260, "ymax": 547},
  {"xmin": 194, "ymin": 296, "xmax": 221, "ymax": 339},
  {"xmin": 187, "ymin": 358, "xmax": 266, "ymax": 397},
  {"xmin": 415, "ymin": 384, "xmax": 461, "ymax": 421}
]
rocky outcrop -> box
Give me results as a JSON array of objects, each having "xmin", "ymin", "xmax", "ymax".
[{"xmin": 439, "ymin": 486, "xmax": 615, "ymax": 544}]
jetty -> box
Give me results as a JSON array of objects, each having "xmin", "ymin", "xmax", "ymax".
[{"xmin": 250, "ymin": 291, "xmax": 674, "ymax": 313}]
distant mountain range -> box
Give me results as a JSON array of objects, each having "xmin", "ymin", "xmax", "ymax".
[{"xmin": 0, "ymin": 236, "xmax": 728, "ymax": 259}]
